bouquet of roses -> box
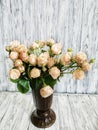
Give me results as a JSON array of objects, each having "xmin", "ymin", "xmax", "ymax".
[{"xmin": 6, "ymin": 39, "xmax": 94, "ymax": 98}]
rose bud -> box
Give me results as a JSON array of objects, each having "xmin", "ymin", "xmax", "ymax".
[
  {"xmin": 18, "ymin": 65, "xmax": 25, "ymax": 73},
  {"xmin": 75, "ymin": 51, "xmax": 87, "ymax": 64},
  {"xmin": 18, "ymin": 44, "xmax": 28, "ymax": 53},
  {"xmin": 9, "ymin": 51, "xmax": 19, "ymax": 60},
  {"xmin": 82, "ymin": 62, "xmax": 91, "ymax": 71},
  {"xmin": 9, "ymin": 69, "xmax": 20, "ymax": 80},
  {"xmin": 30, "ymin": 68, "xmax": 41, "ymax": 78},
  {"xmin": 40, "ymin": 86, "xmax": 54, "ymax": 98},
  {"xmin": 5, "ymin": 46, "xmax": 11, "ymax": 52},
  {"xmin": 49, "ymin": 66, "xmax": 60, "ymax": 79},
  {"xmin": 47, "ymin": 57, "xmax": 56, "ymax": 68},
  {"xmin": 14, "ymin": 59, "xmax": 23, "ymax": 67},
  {"xmin": 72, "ymin": 69, "xmax": 84, "ymax": 80},
  {"xmin": 46, "ymin": 38, "xmax": 55, "ymax": 46},
  {"xmin": 51, "ymin": 43, "xmax": 62, "ymax": 55},
  {"xmin": 37, "ymin": 41, "xmax": 45, "ymax": 47},
  {"xmin": 19, "ymin": 52, "xmax": 29, "ymax": 62},
  {"xmin": 29, "ymin": 42, "xmax": 39, "ymax": 49},
  {"xmin": 37, "ymin": 52, "xmax": 49, "ymax": 67},
  {"xmin": 28, "ymin": 54, "xmax": 37, "ymax": 66},
  {"xmin": 60, "ymin": 53, "xmax": 71, "ymax": 65}
]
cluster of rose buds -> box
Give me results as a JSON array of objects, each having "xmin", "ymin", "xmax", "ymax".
[{"xmin": 6, "ymin": 39, "xmax": 94, "ymax": 98}]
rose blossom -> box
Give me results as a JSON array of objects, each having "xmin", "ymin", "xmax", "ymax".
[
  {"xmin": 37, "ymin": 41, "xmax": 45, "ymax": 47},
  {"xmin": 47, "ymin": 57, "xmax": 56, "ymax": 68},
  {"xmin": 30, "ymin": 68, "xmax": 41, "ymax": 78},
  {"xmin": 49, "ymin": 66, "xmax": 60, "ymax": 79},
  {"xmin": 28, "ymin": 54, "xmax": 37, "ymax": 66},
  {"xmin": 75, "ymin": 51, "xmax": 87, "ymax": 64},
  {"xmin": 60, "ymin": 53, "xmax": 71, "ymax": 65},
  {"xmin": 9, "ymin": 69, "xmax": 20, "ymax": 80},
  {"xmin": 37, "ymin": 52, "xmax": 49, "ymax": 67},
  {"xmin": 18, "ymin": 65, "xmax": 25, "ymax": 73},
  {"xmin": 14, "ymin": 59, "xmax": 23, "ymax": 67},
  {"xmin": 46, "ymin": 39, "xmax": 55, "ymax": 46},
  {"xmin": 72, "ymin": 69, "xmax": 84, "ymax": 80},
  {"xmin": 18, "ymin": 44, "xmax": 28, "ymax": 53},
  {"xmin": 40, "ymin": 86, "xmax": 54, "ymax": 98},
  {"xmin": 29, "ymin": 42, "xmax": 39, "ymax": 49},
  {"xmin": 10, "ymin": 40, "xmax": 20, "ymax": 49},
  {"xmin": 51, "ymin": 43, "xmax": 62, "ymax": 55},
  {"xmin": 19, "ymin": 52, "xmax": 29, "ymax": 62},
  {"xmin": 82, "ymin": 62, "xmax": 91, "ymax": 71},
  {"xmin": 9, "ymin": 51, "xmax": 19, "ymax": 60}
]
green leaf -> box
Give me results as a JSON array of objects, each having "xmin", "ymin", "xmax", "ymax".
[
  {"xmin": 10, "ymin": 78, "xmax": 20, "ymax": 83},
  {"xmin": 44, "ymin": 75, "xmax": 56, "ymax": 87},
  {"xmin": 17, "ymin": 79, "xmax": 29, "ymax": 93},
  {"xmin": 30, "ymin": 78, "xmax": 42, "ymax": 90}
]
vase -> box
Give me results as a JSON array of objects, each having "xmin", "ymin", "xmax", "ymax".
[{"xmin": 30, "ymin": 84, "xmax": 56, "ymax": 128}]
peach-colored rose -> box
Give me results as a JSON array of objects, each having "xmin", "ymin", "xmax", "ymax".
[
  {"xmin": 18, "ymin": 65, "xmax": 25, "ymax": 73},
  {"xmin": 47, "ymin": 57, "xmax": 56, "ymax": 68},
  {"xmin": 10, "ymin": 40, "xmax": 20, "ymax": 50},
  {"xmin": 30, "ymin": 68, "xmax": 41, "ymax": 78},
  {"xmin": 49, "ymin": 66, "xmax": 60, "ymax": 79},
  {"xmin": 82, "ymin": 62, "xmax": 91, "ymax": 71},
  {"xmin": 14, "ymin": 59, "xmax": 23, "ymax": 67},
  {"xmin": 75, "ymin": 51, "xmax": 87, "ymax": 64},
  {"xmin": 9, "ymin": 69, "xmax": 20, "ymax": 80},
  {"xmin": 19, "ymin": 52, "xmax": 29, "ymax": 62},
  {"xmin": 40, "ymin": 86, "xmax": 54, "ymax": 98},
  {"xmin": 29, "ymin": 42, "xmax": 39, "ymax": 49},
  {"xmin": 28, "ymin": 54, "xmax": 37, "ymax": 66},
  {"xmin": 46, "ymin": 38, "xmax": 55, "ymax": 46},
  {"xmin": 37, "ymin": 41, "xmax": 45, "ymax": 47},
  {"xmin": 60, "ymin": 53, "xmax": 71, "ymax": 65},
  {"xmin": 51, "ymin": 43, "xmax": 62, "ymax": 55},
  {"xmin": 72, "ymin": 69, "xmax": 84, "ymax": 80},
  {"xmin": 9, "ymin": 51, "xmax": 19, "ymax": 60},
  {"xmin": 37, "ymin": 52, "xmax": 49, "ymax": 67},
  {"xmin": 18, "ymin": 44, "xmax": 28, "ymax": 53}
]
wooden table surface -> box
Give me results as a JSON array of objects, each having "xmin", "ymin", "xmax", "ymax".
[{"xmin": 0, "ymin": 92, "xmax": 98, "ymax": 130}]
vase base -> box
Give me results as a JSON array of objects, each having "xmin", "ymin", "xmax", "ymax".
[{"xmin": 31, "ymin": 109, "xmax": 56, "ymax": 128}]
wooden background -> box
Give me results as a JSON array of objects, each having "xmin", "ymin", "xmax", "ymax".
[{"xmin": 0, "ymin": 0, "xmax": 98, "ymax": 93}]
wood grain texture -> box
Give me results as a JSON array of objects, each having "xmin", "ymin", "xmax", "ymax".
[
  {"xmin": 0, "ymin": 0, "xmax": 98, "ymax": 93},
  {"xmin": 0, "ymin": 92, "xmax": 98, "ymax": 130}
]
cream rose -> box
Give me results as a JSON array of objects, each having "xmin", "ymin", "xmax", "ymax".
[
  {"xmin": 19, "ymin": 52, "xmax": 29, "ymax": 62},
  {"xmin": 18, "ymin": 44, "xmax": 28, "ymax": 53},
  {"xmin": 29, "ymin": 42, "xmax": 39, "ymax": 49},
  {"xmin": 60, "ymin": 53, "xmax": 71, "ymax": 65},
  {"xmin": 75, "ymin": 51, "xmax": 87, "ymax": 64},
  {"xmin": 18, "ymin": 65, "xmax": 25, "ymax": 73},
  {"xmin": 40, "ymin": 86, "xmax": 54, "ymax": 98},
  {"xmin": 14, "ymin": 59, "xmax": 23, "ymax": 67},
  {"xmin": 37, "ymin": 52, "xmax": 49, "ymax": 67},
  {"xmin": 9, "ymin": 51, "xmax": 19, "ymax": 60},
  {"xmin": 72, "ymin": 69, "xmax": 84, "ymax": 80},
  {"xmin": 9, "ymin": 69, "xmax": 20, "ymax": 80},
  {"xmin": 30, "ymin": 68, "xmax": 41, "ymax": 78},
  {"xmin": 10, "ymin": 40, "xmax": 20, "ymax": 50},
  {"xmin": 49, "ymin": 66, "xmax": 60, "ymax": 79},
  {"xmin": 51, "ymin": 43, "xmax": 62, "ymax": 55},
  {"xmin": 46, "ymin": 38, "xmax": 55, "ymax": 46},
  {"xmin": 82, "ymin": 62, "xmax": 91, "ymax": 71},
  {"xmin": 28, "ymin": 54, "xmax": 37, "ymax": 66},
  {"xmin": 47, "ymin": 57, "xmax": 56, "ymax": 68}
]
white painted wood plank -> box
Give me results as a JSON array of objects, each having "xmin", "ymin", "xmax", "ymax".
[
  {"xmin": 0, "ymin": 0, "xmax": 98, "ymax": 93},
  {"xmin": 69, "ymin": 95, "xmax": 98, "ymax": 130},
  {"xmin": 1, "ymin": 93, "xmax": 98, "ymax": 130}
]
